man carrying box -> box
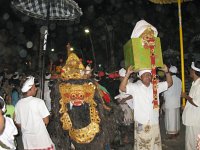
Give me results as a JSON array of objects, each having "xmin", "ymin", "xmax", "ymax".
[{"xmin": 120, "ymin": 20, "xmax": 173, "ymax": 150}]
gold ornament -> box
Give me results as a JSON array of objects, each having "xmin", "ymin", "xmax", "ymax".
[
  {"xmin": 61, "ymin": 53, "xmax": 91, "ymax": 80},
  {"xmin": 59, "ymin": 82, "xmax": 101, "ymax": 144}
]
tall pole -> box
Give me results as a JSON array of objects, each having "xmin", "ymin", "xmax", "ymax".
[
  {"xmin": 85, "ymin": 28, "xmax": 97, "ymax": 71},
  {"xmin": 40, "ymin": 0, "xmax": 50, "ymax": 99},
  {"xmin": 178, "ymin": 0, "xmax": 186, "ymax": 107},
  {"xmin": 88, "ymin": 33, "xmax": 97, "ymax": 71}
]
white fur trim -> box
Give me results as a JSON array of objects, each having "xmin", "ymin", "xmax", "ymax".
[{"xmin": 131, "ymin": 20, "xmax": 158, "ymax": 38}]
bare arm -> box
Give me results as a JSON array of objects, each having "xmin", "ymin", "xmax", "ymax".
[
  {"xmin": 118, "ymin": 95, "xmax": 133, "ymax": 104},
  {"xmin": 0, "ymin": 110, "xmax": 5, "ymax": 134},
  {"xmin": 119, "ymin": 66, "xmax": 134, "ymax": 92},
  {"xmin": 159, "ymin": 64, "xmax": 173, "ymax": 88},
  {"xmin": 165, "ymin": 72, "xmax": 173, "ymax": 88},
  {"xmin": 181, "ymin": 92, "xmax": 198, "ymax": 107},
  {"xmin": 43, "ymin": 116, "xmax": 49, "ymax": 126}
]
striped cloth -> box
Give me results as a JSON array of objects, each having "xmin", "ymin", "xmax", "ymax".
[{"xmin": 11, "ymin": 0, "xmax": 82, "ymax": 21}]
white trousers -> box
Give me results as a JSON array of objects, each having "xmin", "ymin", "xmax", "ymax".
[
  {"xmin": 185, "ymin": 126, "xmax": 200, "ymax": 150},
  {"xmin": 164, "ymin": 108, "xmax": 180, "ymax": 134}
]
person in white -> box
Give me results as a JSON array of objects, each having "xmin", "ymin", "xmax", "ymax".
[
  {"xmin": 197, "ymin": 134, "xmax": 200, "ymax": 150},
  {"xmin": 120, "ymin": 20, "xmax": 173, "ymax": 150},
  {"xmin": 44, "ymin": 73, "xmax": 52, "ymax": 112},
  {"xmin": 182, "ymin": 61, "xmax": 200, "ymax": 150},
  {"xmin": 120, "ymin": 64, "xmax": 172, "ymax": 150},
  {"xmin": 0, "ymin": 99, "xmax": 5, "ymax": 134},
  {"xmin": 14, "ymin": 76, "xmax": 55, "ymax": 150},
  {"xmin": 0, "ymin": 96, "xmax": 18, "ymax": 150},
  {"xmin": 163, "ymin": 66, "xmax": 182, "ymax": 139},
  {"xmin": 115, "ymin": 68, "xmax": 134, "ymax": 125}
]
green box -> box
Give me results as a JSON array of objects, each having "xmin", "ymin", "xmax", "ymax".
[{"xmin": 123, "ymin": 38, "xmax": 164, "ymax": 71}]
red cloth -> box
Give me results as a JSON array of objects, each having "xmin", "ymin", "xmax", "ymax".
[
  {"xmin": 101, "ymin": 90, "xmax": 111, "ymax": 103},
  {"xmin": 98, "ymin": 71, "xmax": 105, "ymax": 77}
]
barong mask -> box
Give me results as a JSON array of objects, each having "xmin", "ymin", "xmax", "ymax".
[
  {"xmin": 140, "ymin": 27, "xmax": 156, "ymax": 50},
  {"xmin": 59, "ymin": 52, "xmax": 101, "ymax": 144}
]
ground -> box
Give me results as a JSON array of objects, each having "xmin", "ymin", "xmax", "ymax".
[
  {"xmin": 15, "ymin": 114, "xmax": 185, "ymax": 150},
  {"xmin": 160, "ymin": 114, "xmax": 185, "ymax": 150}
]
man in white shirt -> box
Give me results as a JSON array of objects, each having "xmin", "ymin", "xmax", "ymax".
[
  {"xmin": 182, "ymin": 61, "xmax": 200, "ymax": 150},
  {"xmin": 14, "ymin": 76, "xmax": 55, "ymax": 150},
  {"xmin": 115, "ymin": 68, "xmax": 134, "ymax": 125},
  {"xmin": 120, "ymin": 64, "xmax": 172, "ymax": 150},
  {"xmin": 163, "ymin": 66, "xmax": 182, "ymax": 139}
]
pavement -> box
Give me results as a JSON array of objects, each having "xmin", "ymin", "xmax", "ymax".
[
  {"xmin": 160, "ymin": 114, "xmax": 185, "ymax": 150},
  {"xmin": 15, "ymin": 114, "xmax": 185, "ymax": 150}
]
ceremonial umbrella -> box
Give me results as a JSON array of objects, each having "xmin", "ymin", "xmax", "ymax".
[
  {"xmin": 11, "ymin": 0, "xmax": 83, "ymax": 99},
  {"xmin": 149, "ymin": 0, "xmax": 192, "ymax": 106}
]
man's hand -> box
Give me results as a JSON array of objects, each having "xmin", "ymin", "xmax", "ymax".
[
  {"xmin": 181, "ymin": 92, "xmax": 187, "ymax": 98},
  {"xmin": 158, "ymin": 64, "xmax": 169, "ymax": 73},
  {"xmin": 126, "ymin": 66, "xmax": 135, "ymax": 77}
]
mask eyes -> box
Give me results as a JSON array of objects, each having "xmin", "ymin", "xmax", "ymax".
[
  {"xmin": 70, "ymin": 93, "xmax": 76, "ymax": 100},
  {"xmin": 78, "ymin": 93, "xmax": 84, "ymax": 100},
  {"xmin": 70, "ymin": 92, "xmax": 84, "ymax": 100}
]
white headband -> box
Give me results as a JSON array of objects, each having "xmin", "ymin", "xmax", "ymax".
[
  {"xmin": 191, "ymin": 62, "xmax": 200, "ymax": 72},
  {"xmin": 21, "ymin": 76, "xmax": 35, "ymax": 93},
  {"xmin": 169, "ymin": 66, "xmax": 177, "ymax": 73},
  {"xmin": 138, "ymin": 70, "xmax": 152, "ymax": 77}
]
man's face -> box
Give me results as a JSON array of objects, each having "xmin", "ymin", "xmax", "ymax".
[{"xmin": 141, "ymin": 72, "xmax": 152, "ymax": 86}]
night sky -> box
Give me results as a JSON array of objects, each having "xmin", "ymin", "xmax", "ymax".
[{"xmin": 0, "ymin": 0, "xmax": 200, "ymax": 72}]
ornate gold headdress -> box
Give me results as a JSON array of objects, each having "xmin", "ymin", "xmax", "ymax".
[{"xmin": 61, "ymin": 52, "xmax": 93, "ymax": 80}]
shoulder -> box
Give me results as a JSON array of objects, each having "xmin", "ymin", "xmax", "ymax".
[
  {"xmin": 31, "ymin": 97, "xmax": 45, "ymax": 104},
  {"xmin": 158, "ymin": 81, "xmax": 168, "ymax": 89}
]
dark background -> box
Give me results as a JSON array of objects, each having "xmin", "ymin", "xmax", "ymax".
[{"xmin": 0, "ymin": 0, "xmax": 200, "ymax": 72}]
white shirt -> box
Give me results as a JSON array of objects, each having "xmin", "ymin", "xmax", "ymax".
[
  {"xmin": 115, "ymin": 90, "xmax": 134, "ymax": 110},
  {"xmin": 163, "ymin": 75, "xmax": 182, "ymax": 108},
  {"xmin": 44, "ymin": 81, "xmax": 51, "ymax": 111},
  {"xmin": 182, "ymin": 78, "xmax": 200, "ymax": 126},
  {"xmin": 126, "ymin": 80, "xmax": 168, "ymax": 125},
  {"xmin": 0, "ymin": 117, "xmax": 18, "ymax": 149},
  {"xmin": 15, "ymin": 96, "xmax": 53, "ymax": 149}
]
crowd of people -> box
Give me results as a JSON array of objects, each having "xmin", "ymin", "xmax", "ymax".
[
  {"xmin": 0, "ymin": 70, "xmax": 53, "ymax": 149},
  {"xmin": 0, "ymin": 20, "xmax": 200, "ymax": 150},
  {"xmin": 0, "ymin": 61, "xmax": 200, "ymax": 150}
]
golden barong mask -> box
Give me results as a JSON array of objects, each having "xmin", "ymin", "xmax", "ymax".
[
  {"xmin": 59, "ymin": 82, "xmax": 96, "ymax": 107},
  {"xmin": 59, "ymin": 82, "xmax": 101, "ymax": 144}
]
